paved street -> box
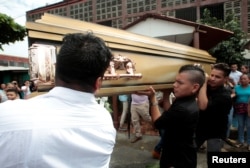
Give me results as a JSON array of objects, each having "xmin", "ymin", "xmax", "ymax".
[
  {"xmin": 110, "ymin": 130, "xmax": 249, "ymax": 168},
  {"xmin": 110, "ymin": 131, "xmax": 206, "ymax": 168}
]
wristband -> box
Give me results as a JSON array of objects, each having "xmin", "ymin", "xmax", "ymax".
[{"xmin": 150, "ymin": 102, "xmax": 158, "ymax": 106}]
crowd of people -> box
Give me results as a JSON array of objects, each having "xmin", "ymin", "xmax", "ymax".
[
  {"xmin": 0, "ymin": 32, "xmax": 250, "ymax": 168},
  {"xmin": 0, "ymin": 80, "xmax": 36, "ymax": 102},
  {"xmin": 117, "ymin": 63, "xmax": 250, "ymax": 167}
]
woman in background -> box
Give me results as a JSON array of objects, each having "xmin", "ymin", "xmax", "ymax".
[
  {"xmin": 233, "ymin": 74, "xmax": 250, "ymax": 151},
  {"xmin": 240, "ymin": 65, "xmax": 249, "ymax": 75}
]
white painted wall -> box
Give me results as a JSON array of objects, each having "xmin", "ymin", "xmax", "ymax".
[
  {"xmin": 126, "ymin": 18, "xmax": 195, "ymax": 37},
  {"xmin": 243, "ymin": 49, "xmax": 250, "ymax": 59}
]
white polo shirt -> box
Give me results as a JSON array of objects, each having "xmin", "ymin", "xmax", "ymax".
[{"xmin": 0, "ymin": 87, "xmax": 116, "ymax": 168}]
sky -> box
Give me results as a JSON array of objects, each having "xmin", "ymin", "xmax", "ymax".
[{"xmin": 0, "ymin": 0, "xmax": 62, "ymax": 58}]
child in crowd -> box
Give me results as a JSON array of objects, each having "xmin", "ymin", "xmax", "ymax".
[{"xmin": 6, "ymin": 88, "xmax": 19, "ymax": 100}]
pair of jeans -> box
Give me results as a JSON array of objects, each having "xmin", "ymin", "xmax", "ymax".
[
  {"xmin": 235, "ymin": 113, "xmax": 250, "ymax": 144},
  {"xmin": 207, "ymin": 139, "xmax": 224, "ymax": 152},
  {"xmin": 154, "ymin": 129, "xmax": 165, "ymax": 153},
  {"xmin": 226, "ymin": 107, "xmax": 234, "ymax": 138},
  {"xmin": 195, "ymin": 136, "xmax": 223, "ymax": 152},
  {"xmin": 206, "ymin": 139, "xmax": 224, "ymax": 167},
  {"xmin": 119, "ymin": 101, "xmax": 128, "ymax": 128}
]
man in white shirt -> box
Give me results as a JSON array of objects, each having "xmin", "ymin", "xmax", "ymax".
[
  {"xmin": 0, "ymin": 33, "xmax": 116, "ymax": 168},
  {"xmin": 229, "ymin": 63, "xmax": 242, "ymax": 85},
  {"xmin": 227, "ymin": 63, "xmax": 242, "ymax": 144}
]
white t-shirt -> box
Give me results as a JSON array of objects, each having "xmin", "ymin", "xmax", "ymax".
[
  {"xmin": 0, "ymin": 87, "xmax": 116, "ymax": 168},
  {"xmin": 229, "ymin": 70, "xmax": 242, "ymax": 85},
  {"xmin": 21, "ymin": 85, "xmax": 31, "ymax": 98}
]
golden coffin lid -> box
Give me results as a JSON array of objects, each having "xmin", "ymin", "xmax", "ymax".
[{"xmin": 26, "ymin": 13, "xmax": 215, "ymax": 97}]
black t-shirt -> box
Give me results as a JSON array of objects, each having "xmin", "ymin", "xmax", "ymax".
[
  {"xmin": 155, "ymin": 95, "xmax": 199, "ymax": 168},
  {"xmin": 196, "ymin": 85, "xmax": 232, "ymax": 139}
]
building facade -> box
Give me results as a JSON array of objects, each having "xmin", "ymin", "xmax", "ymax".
[
  {"xmin": 27, "ymin": 0, "xmax": 249, "ymax": 33},
  {"xmin": 0, "ymin": 55, "xmax": 29, "ymax": 84}
]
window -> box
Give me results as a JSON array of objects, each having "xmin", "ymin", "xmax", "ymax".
[
  {"xmin": 182, "ymin": 0, "xmax": 188, "ymax": 4},
  {"xmin": 0, "ymin": 60, "xmax": 8, "ymax": 66},
  {"xmin": 152, "ymin": 5, "xmax": 156, "ymax": 10},
  {"xmin": 9, "ymin": 61, "xmax": 14, "ymax": 66},
  {"xmin": 139, "ymin": 7, "xmax": 144, "ymax": 12},
  {"xmin": 175, "ymin": 0, "xmax": 181, "ymax": 6}
]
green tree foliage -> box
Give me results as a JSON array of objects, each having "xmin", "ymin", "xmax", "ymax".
[
  {"xmin": 0, "ymin": 13, "xmax": 26, "ymax": 50},
  {"xmin": 200, "ymin": 9, "xmax": 247, "ymax": 64}
]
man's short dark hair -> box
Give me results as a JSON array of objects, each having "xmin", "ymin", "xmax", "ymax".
[
  {"xmin": 212, "ymin": 63, "xmax": 231, "ymax": 77},
  {"xmin": 179, "ymin": 64, "xmax": 205, "ymax": 88},
  {"xmin": 229, "ymin": 63, "xmax": 238, "ymax": 67},
  {"xmin": 6, "ymin": 88, "xmax": 18, "ymax": 95},
  {"xmin": 56, "ymin": 32, "xmax": 113, "ymax": 92}
]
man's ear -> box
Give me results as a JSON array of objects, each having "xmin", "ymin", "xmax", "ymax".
[
  {"xmin": 192, "ymin": 83, "xmax": 200, "ymax": 94},
  {"xmin": 94, "ymin": 77, "xmax": 103, "ymax": 93}
]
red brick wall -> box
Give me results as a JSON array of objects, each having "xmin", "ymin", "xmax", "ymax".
[{"xmin": 0, "ymin": 55, "xmax": 28, "ymax": 63}]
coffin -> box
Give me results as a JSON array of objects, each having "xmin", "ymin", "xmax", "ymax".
[{"xmin": 26, "ymin": 13, "xmax": 216, "ymax": 97}]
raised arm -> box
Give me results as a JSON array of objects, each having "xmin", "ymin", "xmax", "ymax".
[
  {"xmin": 197, "ymin": 75, "xmax": 208, "ymax": 110},
  {"xmin": 148, "ymin": 86, "xmax": 162, "ymax": 122}
]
